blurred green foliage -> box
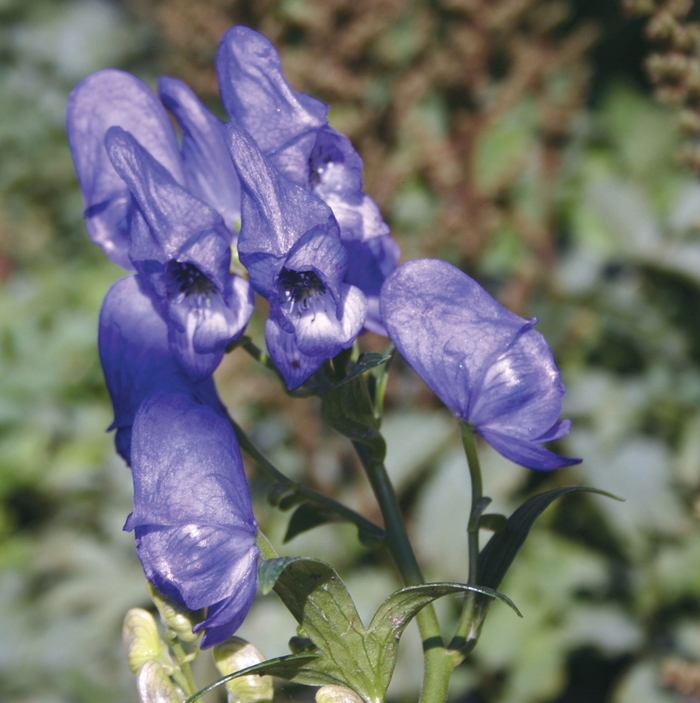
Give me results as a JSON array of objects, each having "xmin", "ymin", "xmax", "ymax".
[{"xmin": 2, "ymin": 1, "xmax": 700, "ymax": 703}]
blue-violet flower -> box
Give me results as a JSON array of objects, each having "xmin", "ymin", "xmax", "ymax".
[
  {"xmin": 227, "ymin": 126, "xmax": 367, "ymax": 388},
  {"xmin": 124, "ymin": 390, "xmax": 258, "ymax": 648},
  {"xmin": 380, "ymin": 259, "xmax": 581, "ymax": 470},
  {"xmin": 67, "ymin": 70, "xmax": 252, "ymax": 379},
  {"xmin": 216, "ymin": 25, "xmax": 398, "ymax": 333},
  {"xmin": 98, "ymin": 275, "xmax": 226, "ymax": 464}
]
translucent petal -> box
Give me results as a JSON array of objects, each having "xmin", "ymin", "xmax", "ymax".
[
  {"xmin": 158, "ymin": 76, "xmax": 241, "ymax": 234},
  {"xmin": 381, "ymin": 259, "xmax": 524, "ymax": 418},
  {"xmin": 126, "ymin": 391, "xmax": 258, "ymax": 645},
  {"xmin": 381, "ymin": 259, "xmax": 578, "ymax": 470},
  {"xmin": 66, "ymin": 69, "xmax": 183, "ymax": 269},
  {"xmin": 216, "ymin": 25, "xmax": 327, "ymax": 157}
]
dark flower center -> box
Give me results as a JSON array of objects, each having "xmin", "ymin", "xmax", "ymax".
[
  {"xmin": 278, "ymin": 268, "xmax": 327, "ymax": 315},
  {"xmin": 164, "ymin": 261, "xmax": 215, "ymax": 301}
]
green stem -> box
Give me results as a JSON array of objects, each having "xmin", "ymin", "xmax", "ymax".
[
  {"xmin": 449, "ymin": 424, "xmax": 485, "ymax": 651},
  {"xmin": 352, "ymin": 441, "xmax": 453, "ymax": 703},
  {"xmin": 170, "ymin": 639, "xmax": 196, "ymax": 695},
  {"xmin": 372, "ymin": 344, "xmax": 395, "ymax": 421},
  {"xmin": 229, "ymin": 415, "xmax": 385, "ymax": 544},
  {"xmin": 461, "ymin": 424, "xmax": 483, "ymax": 586}
]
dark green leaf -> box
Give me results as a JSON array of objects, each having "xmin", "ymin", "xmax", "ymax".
[
  {"xmin": 284, "ymin": 503, "xmax": 341, "ymax": 542},
  {"xmin": 321, "ymin": 353, "xmax": 391, "ymax": 455},
  {"xmin": 478, "ymin": 486, "xmax": 622, "ymax": 592},
  {"xmin": 479, "ymin": 513, "xmax": 507, "ymax": 533},
  {"xmin": 272, "ymin": 558, "xmax": 382, "ymax": 700},
  {"xmin": 321, "ymin": 372, "xmax": 386, "ymax": 451},
  {"xmin": 340, "ymin": 352, "xmax": 392, "ymax": 385},
  {"xmin": 183, "ymin": 652, "xmax": 344, "ymax": 703},
  {"xmin": 258, "ymin": 557, "xmax": 300, "ymax": 595}
]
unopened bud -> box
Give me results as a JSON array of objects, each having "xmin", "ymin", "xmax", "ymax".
[
  {"xmin": 213, "ymin": 638, "xmax": 274, "ymax": 703},
  {"xmin": 123, "ymin": 608, "xmax": 173, "ymax": 675},
  {"xmin": 148, "ymin": 582, "xmax": 202, "ymax": 642},
  {"xmin": 315, "ymin": 685, "xmax": 364, "ymax": 703},
  {"xmin": 137, "ymin": 660, "xmax": 183, "ymax": 703}
]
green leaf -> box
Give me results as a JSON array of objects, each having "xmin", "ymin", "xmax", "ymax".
[
  {"xmin": 321, "ymin": 353, "xmax": 391, "ymax": 456},
  {"xmin": 478, "ymin": 486, "xmax": 622, "ymax": 592},
  {"xmin": 262, "ymin": 558, "xmax": 523, "ymax": 701},
  {"xmin": 322, "ymin": 374, "xmax": 384, "ymax": 446},
  {"xmin": 184, "ymin": 652, "xmax": 342, "ymax": 703},
  {"xmin": 479, "ymin": 513, "xmax": 507, "ymax": 533},
  {"xmin": 340, "ymin": 352, "xmax": 393, "ymax": 384},
  {"xmin": 365, "ymin": 582, "xmax": 520, "ymax": 694},
  {"xmin": 272, "ymin": 558, "xmax": 382, "ymax": 701},
  {"xmin": 284, "ymin": 503, "xmax": 341, "ymax": 542},
  {"xmin": 258, "ymin": 557, "xmax": 300, "ymax": 595}
]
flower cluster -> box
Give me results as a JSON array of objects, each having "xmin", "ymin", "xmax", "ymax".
[
  {"xmin": 67, "ymin": 24, "xmax": 578, "ymax": 650},
  {"xmin": 67, "ymin": 25, "xmax": 397, "ymax": 645}
]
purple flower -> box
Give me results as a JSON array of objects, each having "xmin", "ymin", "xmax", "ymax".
[
  {"xmin": 124, "ymin": 390, "xmax": 258, "ymax": 648},
  {"xmin": 98, "ymin": 275, "xmax": 227, "ymax": 463},
  {"xmin": 228, "ymin": 126, "xmax": 366, "ymax": 388},
  {"xmin": 67, "ymin": 70, "xmax": 252, "ymax": 379},
  {"xmin": 67, "ymin": 69, "xmax": 241, "ymax": 263},
  {"xmin": 104, "ymin": 127, "xmax": 253, "ymax": 379},
  {"xmin": 216, "ymin": 25, "xmax": 398, "ymax": 333},
  {"xmin": 380, "ymin": 259, "xmax": 581, "ymax": 471}
]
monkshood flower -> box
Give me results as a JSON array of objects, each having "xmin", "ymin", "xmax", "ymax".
[
  {"xmin": 380, "ymin": 259, "xmax": 581, "ymax": 471},
  {"xmin": 124, "ymin": 389, "xmax": 258, "ymax": 648},
  {"xmin": 104, "ymin": 126, "xmax": 253, "ymax": 379},
  {"xmin": 99, "ymin": 275, "xmax": 227, "ymax": 464},
  {"xmin": 217, "ymin": 25, "xmax": 399, "ymax": 333},
  {"xmin": 228, "ymin": 126, "xmax": 367, "ymax": 389},
  {"xmin": 67, "ymin": 70, "xmax": 251, "ymax": 379}
]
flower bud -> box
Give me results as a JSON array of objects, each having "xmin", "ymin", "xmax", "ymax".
[
  {"xmin": 213, "ymin": 637, "xmax": 274, "ymax": 703},
  {"xmin": 137, "ymin": 660, "xmax": 183, "ymax": 703},
  {"xmin": 315, "ymin": 685, "xmax": 364, "ymax": 703},
  {"xmin": 148, "ymin": 582, "xmax": 202, "ymax": 642},
  {"xmin": 123, "ymin": 608, "xmax": 173, "ymax": 675}
]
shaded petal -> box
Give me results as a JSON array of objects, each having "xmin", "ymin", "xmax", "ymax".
[
  {"xmin": 66, "ymin": 70, "xmax": 183, "ymax": 269},
  {"xmin": 226, "ymin": 125, "xmax": 336, "ymax": 294},
  {"xmin": 309, "ymin": 127, "xmax": 364, "ymax": 197},
  {"xmin": 98, "ymin": 275, "xmax": 224, "ymax": 463},
  {"xmin": 380, "ymin": 259, "xmax": 524, "ymax": 418},
  {"xmin": 477, "ymin": 428, "xmax": 581, "ymax": 471},
  {"xmin": 265, "ymin": 318, "xmax": 326, "ymax": 390},
  {"xmin": 536, "ymin": 419, "xmax": 572, "ymax": 443},
  {"xmin": 158, "ymin": 76, "xmax": 241, "ymax": 233},
  {"xmin": 196, "ymin": 564, "xmax": 258, "ymax": 648},
  {"xmin": 216, "ymin": 26, "xmax": 327, "ymax": 157},
  {"xmin": 283, "ymin": 225, "xmax": 348, "ymax": 299},
  {"xmin": 343, "ymin": 236, "xmax": 400, "ymax": 334}
]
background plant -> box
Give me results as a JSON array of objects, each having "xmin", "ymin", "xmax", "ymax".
[{"xmin": 1, "ymin": 1, "xmax": 700, "ymax": 702}]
